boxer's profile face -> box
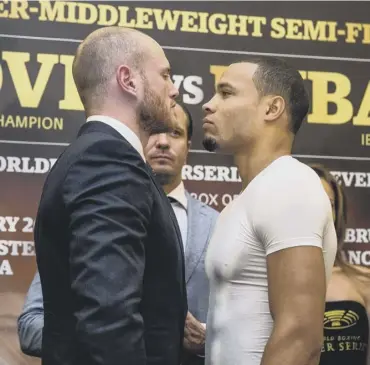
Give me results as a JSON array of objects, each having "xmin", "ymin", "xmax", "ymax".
[
  {"xmin": 136, "ymin": 46, "xmax": 179, "ymax": 135},
  {"xmin": 202, "ymin": 62, "xmax": 266, "ymax": 154}
]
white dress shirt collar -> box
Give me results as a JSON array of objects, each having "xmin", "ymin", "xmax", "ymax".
[
  {"xmin": 86, "ymin": 115, "xmax": 145, "ymax": 161},
  {"xmin": 168, "ymin": 181, "xmax": 188, "ymax": 210}
]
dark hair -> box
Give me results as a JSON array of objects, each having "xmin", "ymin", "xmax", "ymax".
[
  {"xmin": 309, "ymin": 164, "xmax": 347, "ymax": 250},
  {"xmin": 308, "ymin": 163, "xmax": 370, "ymax": 280},
  {"xmin": 176, "ymin": 101, "xmax": 193, "ymax": 141},
  {"xmin": 243, "ymin": 56, "xmax": 309, "ymax": 135}
]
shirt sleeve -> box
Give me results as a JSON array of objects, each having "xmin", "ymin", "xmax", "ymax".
[{"xmin": 252, "ymin": 172, "xmax": 333, "ymax": 256}]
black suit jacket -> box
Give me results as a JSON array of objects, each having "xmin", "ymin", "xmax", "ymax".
[{"xmin": 34, "ymin": 121, "xmax": 187, "ymax": 365}]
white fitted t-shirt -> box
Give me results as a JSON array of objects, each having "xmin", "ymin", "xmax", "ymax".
[{"xmin": 205, "ymin": 156, "xmax": 337, "ymax": 365}]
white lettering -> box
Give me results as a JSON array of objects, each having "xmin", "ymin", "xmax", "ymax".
[
  {"xmin": 0, "ymin": 156, "xmax": 57, "ymax": 173},
  {"xmin": 198, "ymin": 193, "xmax": 210, "ymax": 204},
  {"xmin": 0, "ymin": 216, "xmax": 19, "ymax": 232},
  {"xmin": 182, "ymin": 164, "xmax": 241, "ymax": 182},
  {"xmin": 204, "ymin": 166, "xmax": 217, "ymax": 181},
  {"xmin": 222, "ymin": 194, "xmax": 233, "ymax": 206},
  {"xmin": 192, "ymin": 165, "xmax": 205, "ymax": 181},
  {"xmin": 347, "ymin": 250, "xmax": 361, "ymax": 265},
  {"xmin": 345, "ymin": 228, "xmax": 357, "ymax": 243},
  {"xmin": 0, "ymin": 240, "xmax": 35, "ymax": 256},
  {"xmin": 218, "ymin": 166, "xmax": 231, "ymax": 182},
  {"xmin": 182, "ymin": 165, "xmax": 193, "ymax": 180},
  {"xmin": 171, "ymin": 75, "xmax": 204, "ymax": 105},
  {"xmin": 347, "ymin": 250, "xmax": 370, "ymax": 266},
  {"xmin": 0, "ymin": 216, "xmax": 35, "ymax": 233},
  {"xmin": 182, "ymin": 75, "xmax": 204, "ymax": 105},
  {"xmin": 362, "ymin": 251, "xmax": 370, "ymax": 265},
  {"xmin": 344, "ymin": 228, "xmax": 370, "ymax": 243},
  {"xmin": 0, "ymin": 260, "xmax": 13, "ymax": 275},
  {"xmin": 355, "ymin": 173, "xmax": 368, "ymax": 187},
  {"xmin": 331, "ymin": 171, "xmax": 370, "ymax": 187},
  {"xmin": 190, "ymin": 192, "xmax": 219, "ymax": 207},
  {"xmin": 208, "ymin": 194, "xmax": 218, "ymax": 205}
]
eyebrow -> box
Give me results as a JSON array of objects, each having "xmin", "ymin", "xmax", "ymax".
[
  {"xmin": 217, "ymin": 82, "xmax": 236, "ymax": 92},
  {"xmin": 171, "ymin": 122, "xmax": 185, "ymax": 132}
]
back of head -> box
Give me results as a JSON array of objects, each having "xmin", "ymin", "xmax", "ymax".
[
  {"xmin": 246, "ymin": 56, "xmax": 309, "ymax": 134},
  {"xmin": 72, "ymin": 27, "xmax": 154, "ymax": 112}
]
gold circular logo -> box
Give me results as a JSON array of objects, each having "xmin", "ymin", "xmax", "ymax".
[{"xmin": 324, "ymin": 310, "xmax": 359, "ymax": 330}]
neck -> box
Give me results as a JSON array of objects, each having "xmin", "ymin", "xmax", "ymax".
[
  {"xmin": 235, "ymin": 134, "xmax": 293, "ymax": 190},
  {"xmin": 88, "ymin": 105, "xmax": 149, "ymax": 147},
  {"xmin": 162, "ymin": 175, "xmax": 183, "ymax": 195}
]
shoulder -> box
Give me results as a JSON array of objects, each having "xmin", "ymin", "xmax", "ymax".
[
  {"xmin": 77, "ymin": 131, "xmax": 138, "ymax": 159},
  {"xmin": 251, "ymin": 158, "xmax": 332, "ymax": 230},
  {"xmin": 254, "ymin": 157, "xmax": 328, "ymax": 203},
  {"xmin": 349, "ymin": 265, "xmax": 370, "ymax": 283},
  {"xmin": 187, "ymin": 193, "xmax": 219, "ymax": 221},
  {"xmin": 62, "ymin": 120, "xmax": 140, "ymax": 163},
  {"xmin": 267, "ymin": 157, "xmax": 321, "ymax": 187},
  {"xmin": 62, "ymin": 135, "xmax": 151, "ymax": 197},
  {"xmin": 65, "ymin": 131, "xmax": 148, "ymax": 176},
  {"xmin": 355, "ymin": 265, "xmax": 370, "ymax": 276}
]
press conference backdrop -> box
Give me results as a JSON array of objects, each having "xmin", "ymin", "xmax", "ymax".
[{"xmin": 0, "ymin": 1, "xmax": 369, "ymax": 363}]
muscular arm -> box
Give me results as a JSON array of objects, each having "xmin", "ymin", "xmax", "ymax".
[
  {"xmin": 261, "ymin": 246, "xmax": 326, "ymax": 365},
  {"xmin": 63, "ymin": 139, "xmax": 153, "ymax": 365},
  {"xmin": 17, "ymin": 272, "xmax": 44, "ymax": 357},
  {"xmin": 254, "ymin": 170, "xmax": 336, "ymax": 365}
]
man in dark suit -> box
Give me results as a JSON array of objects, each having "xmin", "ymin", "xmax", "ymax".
[
  {"xmin": 33, "ymin": 26, "xmax": 187, "ymax": 365},
  {"xmin": 19, "ymin": 103, "xmax": 218, "ymax": 365}
]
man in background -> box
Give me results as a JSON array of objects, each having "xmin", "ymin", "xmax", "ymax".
[{"xmin": 18, "ymin": 103, "xmax": 218, "ymax": 365}]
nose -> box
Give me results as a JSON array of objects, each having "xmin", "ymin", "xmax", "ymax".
[
  {"xmin": 202, "ymin": 102, "xmax": 211, "ymax": 113},
  {"xmin": 169, "ymin": 78, "xmax": 179, "ymax": 100},
  {"xmin": 156, "ymin": 133, "xmax": 170, "ymax": 149},
  {"xmin": 202, "ymin": 96, "xmax": 215, "ymax": 114}
]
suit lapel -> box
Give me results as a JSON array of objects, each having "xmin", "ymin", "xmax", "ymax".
[
  {"xmin": 185, "ymin": 195, "xmax": 210, "ymax": 283},
  {"xmin": 145, "ymin": 163, "xmax": 185, "ymax": 256}
]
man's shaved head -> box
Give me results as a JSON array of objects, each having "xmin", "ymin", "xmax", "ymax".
[
  {"xmin": 72, "ymin": 26, "xmax": 178, "ymax": 135},
  {"xmin": 73, "ymin": 27, "xmax": 155, "ymax": 110}
]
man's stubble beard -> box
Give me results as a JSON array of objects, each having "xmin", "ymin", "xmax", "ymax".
[
  {"xmin": 152, "ymin": 171, "xmax": 174, "ymax": 186},
  {"xmin": 202, "ymin": 136, "xmax": 218, "ymax": 152},
  {"xmin": 138, "ymin": 75, "xmax": 173, "ymax": 135}
]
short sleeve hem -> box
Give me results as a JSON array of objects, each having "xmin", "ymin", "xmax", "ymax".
[{"xmin": 266, "ymin": 238, "xmax": 323, "ymax": 256}]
